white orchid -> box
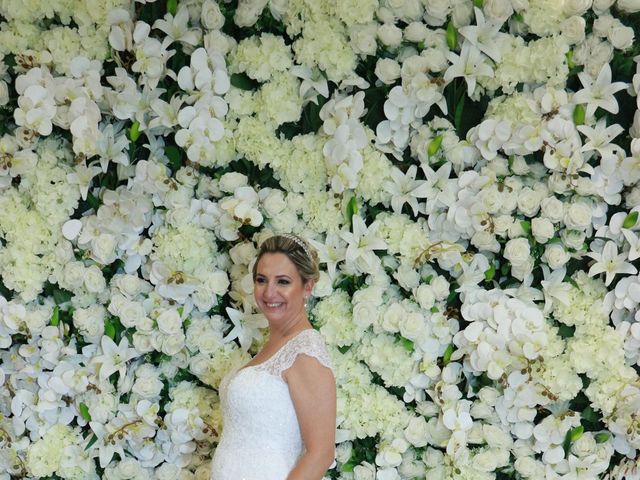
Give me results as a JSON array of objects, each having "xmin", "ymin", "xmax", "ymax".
[
  {"xmin": 91, "ymin": 336, "xmax": 140, "ymax": 382},
  {"xmin": 223, "ymin": 307, "xmax": 267, "ymax": 352},
  {"xmin": 573, "ymin": 63, "xmax": 627, "ymax": 118}
]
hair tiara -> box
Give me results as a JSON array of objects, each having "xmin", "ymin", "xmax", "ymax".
[{"xmin": 280, "ymin": 233, "xmax": 312, "ymax": 259}]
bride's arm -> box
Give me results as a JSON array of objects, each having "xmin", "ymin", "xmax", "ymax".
[{"xmin": 284, "ymin": 354, "xmax": 336, "ymax": 480}]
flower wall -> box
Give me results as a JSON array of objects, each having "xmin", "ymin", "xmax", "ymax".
[{"xmin": 1, "ymin": 0, "xmax": 640, "ymax": 479}]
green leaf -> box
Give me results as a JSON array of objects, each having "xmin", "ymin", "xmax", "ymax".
[
  {"xmin": 423, "ymin": 274, "xmax": 433, "ymax": 284},
  {"xmin": 581, "ymin": 405, "xmax": 599, "ymax": 423},
  {"xmin": 167, "ymin": 0, "xmax": 178, "ymax": 15},
  {"xmin": 570, "ymin": 425, "xmax": 584, "ymax": 442},
  {"xmin": 104, "ymin": 319, "xmax": 116, "ymax": 340},
  {"xmin": 566, "ymin": 50, "xmax": 576, "ymax": 70},
  {"xmin": 85, "ymin": 434, "xmax": 98, "ymax": 451},
  {"xmin": 520, "ymin": 220, "xmax": 532, "ymax": 235},
  {"xmin": 595, "ymin": 432, "xmax": 610, "ymax": 443},
  {"xmin": 79, "ymin": 402, "xmax": 92, "ymax": 421},
  {"xmin": 128, "ymin": 121, "xmax": 141, "ymax": 142},
  {"xmin": 427, "ymin": 134, "xmax": 444, "ymax": 157},
  {"xmin": 341, "ymin": 462, "xmax": 355, "ymax": 472},
  {"xmin": 558, "ymin": 324, "xmax": 575, "ymax": 339},
  {"xmin": 446, "ymin": 21, "xmax": 457, "ymax": 50},
  {"xmin": 573, "ymin": 104, "xmax": 585, "ymax": 126},
  {"xmin": 623, "ymin": 211, "xmax": 638, "ymax": 229},
  {"xmin": 484, "ymin": 263, "xmax": 496, "ymax": 282},
  {"xmin": 165, "ymin": 145, "xmax": 183, "ymax": 172},
  {"xmin": 473, "ymin": 0, "xmax": 484, "ymax": 7},
  {"xmin": 230, "ymin": 73, "xmax": 259, "ymax": 91},
  {"xmin": 50, "ymin": 306, "xmax": 60, "ymax": 326},
  {"xmin": 563, "ymin": 425, "xmax": 584, "ymax": 455},
  {"xmin": 430, "ymin": 306, "xmax": 439, "ymax": 313},
  {"xmin": 400, "ymin": 337, "xmax": 414, "ymax": 352},
  {"xmin": 346, "ymin": 196, "xmax": 358, "ymax": 225},
  {"xmin": 442, "ymin": 343, "xmax": 455, "ymax": 365}
]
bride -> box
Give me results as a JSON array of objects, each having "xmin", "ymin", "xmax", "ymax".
[{"xmin": 211, "ymin": 234, "xmax": 336, "ymax": 480}]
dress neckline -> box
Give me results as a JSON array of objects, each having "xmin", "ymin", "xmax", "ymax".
[{"xmin": 236, "ymin": 328, "xmax": 315, "ymax": 374}]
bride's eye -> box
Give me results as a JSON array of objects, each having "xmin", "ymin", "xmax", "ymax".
[{"xmin": 278, "ymin": 279, "xmax": 291, "ymax": 285}]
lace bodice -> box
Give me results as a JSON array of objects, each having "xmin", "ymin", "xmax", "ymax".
[{"xmin": 210, "ymin": 329, "xmax": 333, "ymax": 480}]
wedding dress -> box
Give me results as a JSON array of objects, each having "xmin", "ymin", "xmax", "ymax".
[{"xmin": 210, "ymin": 329, "xmax": 333, "ymax": 480}]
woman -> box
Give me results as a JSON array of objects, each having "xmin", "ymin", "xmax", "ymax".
[{"xmin": 211, "ymin": 234, "xmax": 336, "ymax": 480}]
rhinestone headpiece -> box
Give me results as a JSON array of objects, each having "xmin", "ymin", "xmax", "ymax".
[{"xmin": 280, "ymin": 233, "xmax": 312, "ymax": 259}]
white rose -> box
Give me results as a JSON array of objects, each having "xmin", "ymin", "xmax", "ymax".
[
  {"xmin": 73, "ymin": 305, "xmax": 105, "ymax": 340},
  {"xmin": 116, "ymin": 458, "xmax": 142, "ymax": 478},
  {"xmin": 0, "ymin": 81, "xmax": 9, "ymax": 106},
  {"xmin": 161, "ymin": 332, "xmax": 185, "ymax": 355},
  {"xmin": 375, "ymin": 58, "xmax": 401, "ymax": 84},
  {"xmin": 157, "ymin": 309, "xmax": 183, "ymax": 335},
  {"xmin": 564, "ymin": 202, "xmax": 592, "ymax": 229},
  {"xmin": 413, "ymin": 284, "xmax": 435, "ymax": 310},
  {"xmin": 156, "ymin": 464, "xmax": 182, "ymax": 480},
  {"xmin": 592, "ymin": 0, "xmax": 615, "ymax": 13},
  {"xmin": 261, "ymin": 190, "xmax": 286, "ymax": 217},
  {"xmin": 382, "ymin": 303, "xmax": 404, "ymax": 333},
  {"xmin": 424, "ymin": 0, "xmax": 450, "ymax": 25},
  {"xmin": 132, "ymin": 365, "xmax": 163, "ymax": 398},
  {"xmin": 593, "ymin": 14, "xmax": 616, "ymax": 37},
  {"xmin": 204, "ymin": 30, "xmax": 235, "ymax": 56},
  {"xmin": 401, "ymin": 55, "xmax": 428, "ymax": 78},
  {"xmin": 394, "ymin": 263, "xmax": 420, "ymax": 290},
  {"xmin": 91, "ymin": 233, "xmax": 117, "ymax": 265},
  {"xmin": 349, "ymin": 23, "xmax": 378, "ymax": 56},
  {"xmin": 219, "ymin": 172, "xmax": 248, "ymax": 193},
  {"xmin": 483, "ymin": 0, "xmax": 514, "ymax": 22},
  {"xmin": 234, "ymin": 0, "xmax": 269, "ymax": 27},
  {"xmin": 561, "ymin": 16, "xmax": 586, "ymax": 44},
  {"xmin": 563, "ymin": 0, "xmax": 593, "ymax": 15},
  {"xmin": 312, "ymin": 271, "xmax": 333, "ymax": 298},
  {"xmin": 353, "ymin": 301, "xmax": 378, "ymax": 330},
  {"xmin": 335, "ymin": 442, "xmax": 352, "ymax": 463},
  {"xmin": 421, "ymin": 48, "xmax": 448, "ymax": 72},
  {"xmin": 617, "ymin": 0, "xmax": 640, "ymax": 12},
  {"xmin": 400, "ymin": 312, "xmax": 425, "ymax": 341},
  {"xmin": 514, "ymin": 457, "xmax": 544, "ymax": 478},
  {"xmin": 201, "ymin": 0, "xmax": 225, "ymax": 30},
  {"xmin": 404, "ymin": 22, "xmax": 428, "ymax": 43},
  {"xmin": 113, "ymin": 274, "xmax": 151, "ymax": 298},
  {"xmin": 516, "ymin": 187, "xmax": 542, "ymax": 217},
  {"xmin": 132, "ymin": 332, "xmax": 154, "ymax": 353},
  {"xmin": 451, "ymin": 1, "xmax": 474, "ymax": 25},
  {"xmin": 404, "ymin": 416, "xmax": 429, "ymax": 447},
  {"xmin": 472, "ymin": 449, "xmax": 499, "ymax": 471},
  {"xmin": 540, "ymin": 196, "xmax": 564, "ymax": 223},
  {"xmin": 63, "ymin": 261, "xmax": 86, "ymax": 290},
  {"xmin": 353, "ymin": 462, "xmax": 376, "ymax": 480},
  {"xmin": 503, "ymin": 238, "xmax": 531, "ymax": 266},
  {"xmin": 378, "ymin": 23, "xmax": 403, "ymax": 48},
  {"xmin": 560, "ymin": 228, "xmax": 586, "ymax": 250},
  {"xmin": 430, "ymin": 276, "xmax": 450, "ymax": 300},
  {"xmin": 608, "ymin": 25, "xmax": 634, "ymax": 50},
  {"xmin": 571, "ymin": 432, "xmax": 597, "ymax": 457},
  {"xmin": 543, "ymin": 243, "xmax": 570, "ymax": 269},
  {"xmin": 471, "ymin": 230, "xmax": 501, "ymax": 253},
  {"xmin": 531, "ymin": 217, "xmax": 555, "ymax": 244},
  {"xmin": 84, "ymin": 265, "xmax": 106, "ymax": 293}
]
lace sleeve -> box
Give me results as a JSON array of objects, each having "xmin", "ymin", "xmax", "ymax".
[{"xmin": 270, "ymin": 329, "xmax": 334, "ymax": 377}]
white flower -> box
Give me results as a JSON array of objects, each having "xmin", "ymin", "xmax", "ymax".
[
  {"xmin": 587, "ymin": 241, "xmax": 638, "ymax": 286},
  {"xmin": 153, "ymin": 7, "xmax": 201, "ymax": 47},
  {"xmin": 573, "ymin": 63, "xmax": 627, "ymax": 118},
  {"xmin": 444, "ymin": 42, "xmax": 494, "ymax": 97},
  {"xmin": 340, "ymin": 216, "xmax": 388, "ymax": 272},
  {"xmin": 223, "ymin": 307, "xmax": 267, "ymax": 351},
  {"xmin": 91, "ymin": 336, "xmax": 140, "ymax": 381}
]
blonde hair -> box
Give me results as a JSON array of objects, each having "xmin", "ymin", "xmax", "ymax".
[{"xmin": 252, "ymin": 234, "xmax": 320, "ymax": 284}]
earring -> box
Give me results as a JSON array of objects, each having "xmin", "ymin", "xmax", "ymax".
[{"xmin": 304, "ymin": 296, "xmax": 309, "ymax": 309}]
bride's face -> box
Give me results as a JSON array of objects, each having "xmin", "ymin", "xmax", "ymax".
[{"xmin": 253, "ymin": 252, "xmax": 312, "ymax": 325}]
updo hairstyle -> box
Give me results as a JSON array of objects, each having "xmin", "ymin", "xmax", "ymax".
[{"xmin": 252, "ymin": 234, "xmax": 320, "ymax": 284}]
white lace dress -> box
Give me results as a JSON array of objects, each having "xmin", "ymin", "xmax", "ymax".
[{"xmin": 210, "ymin": 329, "xmax": 333, "ymax": 480}]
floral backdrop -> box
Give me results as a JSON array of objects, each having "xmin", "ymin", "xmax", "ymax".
[{"xmin": 1, "ymin": 0, "xmax": 640, "ymax": 479}]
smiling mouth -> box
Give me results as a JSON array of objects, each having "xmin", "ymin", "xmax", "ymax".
[{"xmin": 265, "ymin": 302, "xmax": 283, "ymax": 308}]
